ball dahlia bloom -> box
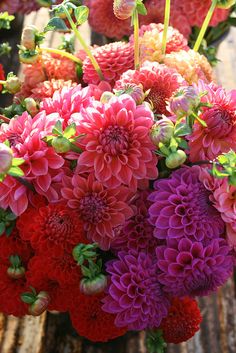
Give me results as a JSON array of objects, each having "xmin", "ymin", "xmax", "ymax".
[
  {"xmin": 74, "ymin": 94, "xmax": 158, "ymax": 190},
  {"xmin": 85, "ymin": 0, "xmax": 132, "ymax": 39},
  {"xmin": 61, "ymin": 173, "xmax": 133, "ymax": 250},
  {"xmin": 102, "ymin": 250, "xmax": 170, "ymax": 330},
  {"xmin": 189, "ymin": 82, "xmax": 236, "ymax": 161},
  {"xmin": 148, "ymin": 166, "xmax": 225, "ymax": 243},
  {"xmin": 115, "ymin": 61, "xmax": 186, "ymax": 115},
  {"xmin": 164, "ymin": 50, "xmax": 214, "ymax": 85},
  {"xmin": 156, "ymin": 237, "xmax": 233, "ymax": 297},
  {"xmin": 83, "ymin": 42, "xmax": 134, "ymax": 86}
]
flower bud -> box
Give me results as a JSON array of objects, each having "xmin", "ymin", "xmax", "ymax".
[
  {"xmin": 165, "ymin": 150, "xmax": 187, "ymax": 169},
  {"xmin": 7, "ymin": 266, "xmax": 25, "ymax": 279},
  {"xmin": 150, "ymin": 118, "xmax": 174, "ymax": 146},
  {"xmin": 24, "ymin": 98, "xmax": 39, "ymax": 117},
  {"xmin": 52, "ymin": 136, "xmax": 71, "ymax": 153},
  {"xmin": 169, "ymin": 86, "xmax": 200, "ymax": 118},
  {"xmin": 80, "ymin": 274, "xmax": 107, "ymax": 295},
  {"xmin": 113, "ymin": 0, "xmax": 136, "ymax": 20},
  {"xmin": 115, "ymin": 83, "xmax": 145, "ymax": 105},
  {"xmin": 21, "ymin": 26, "xmax": 38, "ymax": 50},
  {"xmin": 0, "ymin": 143, "xmax": 13, "ymax": 174},
  {"xmin": 28, "ymin": 291, "xmax": 50, "ymax": 316},
  {"xmin": 5, "ymin": 77, "xmax": 21, "ymax": 94},
  {"xmin": 100, "ymin": 91, "xmax": 114, "ymax": 104},
  {"xmin": 217, "ymin": 0, "xmax": 235, "ymax": 9}
]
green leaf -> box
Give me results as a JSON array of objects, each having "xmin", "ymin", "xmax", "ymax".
[
  {"xmin": 74, "ymin": 6, "xmax": 89, "ymax": 25},
  {"xmin": 21, "ymin": 292, "xmax": 36, "ymax": 304},
  {"xmin": 12, "ymin": 158, "xmax": 25, "ymax": 167},
  {"xmin": 0, "ymin": 12, "xmax": 15, "ymax": 30},
  {"xmin": 0, "ymin": 222, "xmax": 5, "ymax": 236},
  {"xmin": 176, "ymin": 138, "xmax": 189, "ymax": 150},
  {"xmin": 174, "ymin": 122, "xmax": 192, "ymax": 137},
  {"xmin": 136, "ymin": 1, "xmax": 147, "ymax": 15},
  {"xmin": 44, "ymin": 17, "xmax": 68, "ymax": 32},
  {"xmin": 52, "ymin": 120, "xmax": 63, "ymax": 135},
  {"xmin": 63, "ymin": 123, "xmax": 76, "ymax": 138},
  {"xmin": 8, "ymin": 166, "xmax": 24, "ymax": 177},
  {"xmin": 5, "ymin": 212, "xmax": 17, "ymax": 221},
  {"xmin": 5, "ymin": 223, "xmax": 15, "ymax": 237}
]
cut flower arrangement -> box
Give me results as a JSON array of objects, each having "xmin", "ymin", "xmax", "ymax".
[{"xmin": 0, "ymin": 0, "xmax": 236, "ymax": 351}]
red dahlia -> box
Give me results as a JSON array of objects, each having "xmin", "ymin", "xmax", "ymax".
[
  {"xmin": 0, "ymin": 229, "xmax": 32, "ymax": 264},
  {"xmin": 0, "ymin": 64, "xmax": 5, "ymax": 92}
]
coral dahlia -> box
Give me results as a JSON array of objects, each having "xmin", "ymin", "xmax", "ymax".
[
  {"xmin": 30, "ymin": 79, "xmax": 77, "ymax": 101},
  {"xmin": 102, "ymin": 250, "xmax": 170, "ymax": 330},
  {"xmin": 115, "ymin": 61, "xmax": 185, "ymax": 115},
  {"xmin": 83, "ymin": 42, "xmax": 134, "ymax": 86}
]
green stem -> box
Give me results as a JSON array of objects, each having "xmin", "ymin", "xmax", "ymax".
[
  {"xmin": 162, "ymin": 0, "xmax": 171, "ymax": 55},
  {"xmin": 62, "ymin": 5, "xmax": 104, "ymax": 81},
  {"xmin": 41, "ymin": 47, "xmax": 82, "ymax": 65},
  {"xmin": 133, "ymin": 8, "xmax": 140, "ymax": 70},
  {"xmin": 193, "ymin": 0, "xmax": 218, "ymax": 52}
]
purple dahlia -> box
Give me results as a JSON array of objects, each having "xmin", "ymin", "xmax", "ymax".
[
  {"xmin": 156, "ymin": 237, "xmax": 233, "ymax": 297},
  {"xmin": 102, "ymin": 251, "xmax": 169, "ymax": 330},
  {"xmin": 148, "ymin": 166, "xmax": 225, "ymax": 243}
]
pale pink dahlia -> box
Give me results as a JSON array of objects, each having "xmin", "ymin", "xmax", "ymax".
[
  {"xmin": 83, "ymin": 42, "xmax": 134, "ymax": 86},
  {"xmin": 30, "ymin": 79, "xmax": 77, "ymax": 101},
  {"xmin": 74, "ymin": 94, "xmax": 158, "ymax": 190},
  {"xmin": 85, "ymin": 0, "xmax": 132, "ymax": 39},
  {"xmin": 61, "ymin": 173, "xmax": 133, "ymax": 250},
  {"xmin": 213, "ymin": 180, "xmax": 236, "ymax": 225},
  {"xmin": 102, "ymin": 251, "xmax": 170, "ymax": 330},
  {"xmin": 175, "ymin": 0, "xmax": 230, "ymax": 28},
  {"xmin": 0, "ymin": 0, "xmax": 19, "ymax": 14},
  {"xmin": 189, "ymin": 82, "xmax": 236, "ymax": 161},
  {"xmin": 115, "ymin": 61, "xmax": 186, "ymax": 115}
]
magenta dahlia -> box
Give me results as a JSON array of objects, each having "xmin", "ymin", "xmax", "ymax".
[
  {"xmin": 61, "ymin": 173, "xmax": 133, "ymax": 250},
  {"xmin": 115, "ymin": 61, "xmax": 186, "ymax": 115},
  {"xmin": 0, "ymin": 0, "xmax": 19, "ymax": 14},
  {"xmin": 16, "ymin": 0, "xmax": 39, "ymax": 14},
  {"xmin": 83, "ymin": 42, "xmax": 134, "ymax": 86},
  {"xmin": 189, "ymin": 81, "xmax": 236, "ymax": 161},
  {"xmin": 73, "ymin": 94, "xmax": 158, "ymax": 190},
  {"xmin": 156, "ymin": 237, "xmax": 233, "ymax": 297},
  {"xmin": 102, "ymin": 250, "xmax": 170, "ymax": 330},
  {"xmin": 148, "ymin": 166, "xmax": 225, "ymax": 243}
]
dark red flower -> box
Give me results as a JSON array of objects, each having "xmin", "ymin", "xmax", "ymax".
[
  {"xmin": 0, "ymin": 229, "xmax": 32, "ymax": 264},
  {"xmin": 0, "ymin": 63, "xmax": 5, "ymax": 92}
]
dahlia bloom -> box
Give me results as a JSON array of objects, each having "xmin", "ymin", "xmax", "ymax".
[
  {"xmin": 0, "ymin": 229, "xmax": 32, "ymax": 263},
  {"xmin": 133, "ymin": 23, "xmax": 189, "ymax": 64},
  {"xmin": 189, "ymin": 82, "xmax": 236, "ymax": 161},
  {"xmin": 0, "ymin": 0, "xmax": 19, "ymax": 14},
  {"xmin": 85, "ymin": 0, "xmax": 132, "ymax": 39},
  {"xmin": 226, "ymin": 223, "xmax": 236, "ymax": 255},
  {"xmin": 83, "ymin": 42, "xmax": 134, "ymax": 86},
  {"xmin": 148, "ymin": 166, "xmax": 225, "ymax": 243},
  {"xmin": 156, "ymin": 237, "xmax": 233, "ymax": 297},
  {"xmin": 213, "ymin": 181, "xmax": 236, "ymax": 225},
  {"xmin": 74, "ymin": 94, "xmax": 158, "ymax": 189},
  {"xmin": 164, "ymin": 50, "xmax": 214, "ymax": 85},
  {"xmin": 61, "ymin": 173, "xmax": 133, "ymax": 250},
  {"xmin": 160, "ymin": 297, "xmax": 202, "ymax": 344},
  {"xmin": 30, "ymin": 79, "xmax": 77, "ymax": 101},
  {"xmin": 115, "ymin": 61, "xmax": 185, "ymax": 115},
  {"xmin": 70, "ymin": 293, "xmax": 127, "ymax": 342},
  {"xmin": 102, "ymin": 251, "xmax": 170, "ymax": 330}
]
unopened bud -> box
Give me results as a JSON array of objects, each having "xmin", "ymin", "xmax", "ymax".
[
  {"xmin": 19, "ymin": 51, "xmax": 39, "ymax": 64},
  {"xmin": 24, "ymin": 98, "xmax": 39, "ymax": 117},
  {"xmin": 165, "ymin": 150, "xmax": 187, "ymax": 169},
  {"xmin": 150, "ymin": 118, "xmax": 174, "ymax": 146},
  {"xmin": 113, "ymin": 0, "xmax": 136, "ymax": 20},
  {"xmin": 100, "ymin": 91, "xmax": 114, "ymax": 104},
  {"xmin": 21, "ymin": 26, "xmax": 38, "ymax": 50},
  {"xmin": 5, "ymin": 76, "xmax": 21, "ymax": 94},
  {"xmin": 0, "ymin": 143, "xmax": 13, "ymax": 174},
  {"xmin": 115, "ymin": 83, "xmax": 145, "ymax": 104},
  {"xmin": 52, "ymin": 136, "xmax": 71, "ymax": 153},
  {"xmin": 169, "ymin": 86, "xmax": 200, "ymax": 118}
]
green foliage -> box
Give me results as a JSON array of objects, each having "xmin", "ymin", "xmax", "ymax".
[
  {"xmin": 0, "ymin": 12, "xmax": 14, "ymax": 30},
  {"xmin": 211, "ymin": 150, "xmax": 236, "ymax": 186},
  {"xmin": 146, "ymin": 330, "xmax": 167, "ymax": 353},
  {"xmin": 58, "ymin": 34, "xmax": 75, "ymax": 53},
  {"xmin": 74, "ymin": 5, "xmax": 89, "ymax": 25},
  {"xmin": 0, "ymin": 208, "xmax": 17, "ymax": 236},
  {"xmin": 136, "ymin": 0, "xmax": 147, "ymax": 15},
  {"xmin": 0, "ymin": 42, "xmax": 11, "ymax": 57},
  {"xmin": 44, "ymin": 17, "xmax": 68, "ymax": 32}
]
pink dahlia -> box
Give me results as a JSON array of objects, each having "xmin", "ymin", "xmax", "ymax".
[
  {"xmin": 74, "ymin": 94, "xmax": 158, "ymax": 190},
  {"xmin": 156, "ymin": 237, "xmax": 233, "ymax": 297},
  {"xmin": 102, "ymin": 250, "xmax": 170, "ymax": 330},
  {"xmin": 115, "ymin": 61, "xmax": 186, "ymax": 115},
  {"xmin": 85, "ymin": 0, "xmax": 132, "ymax": 39},
  {"xmin": 0, "ymin": 0, "xmax": 19, "ymax": 14},
  {"xmin": 148, "ymin": 166, "xmax": 225, "ymax": 243},
  {"xmin": 83, "ymin": 42, "xmax": 134, "ymax": 86},
  {"xmin": 61, "ymin": 173, "xmax": 133, "ymax": 250},
  {"xmin": 110, "ymin": 191, "xmax": 159, "ymax": 254},
  {"xmin": 189, "ymin": 82, "xmax": 236, "ymax": 161},
  {"xmin": 30, "ymin": 79, "xmax": 77, "ymax": 101},
  {"xmin": 226, "ymin": 223, "xmax": 236, "ymax": 257},
  {"xmin": 175, "ymin": 0, "xmax": 230, "ymax": 28}
]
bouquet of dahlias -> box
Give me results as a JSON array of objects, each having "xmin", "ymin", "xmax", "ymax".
[{"xmin": 0, "ymin": 0, "xmax": 236, "ymax": 350}]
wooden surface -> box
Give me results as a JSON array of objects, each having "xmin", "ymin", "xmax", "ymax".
[{"xmin": 0, "ymin": 8, "xmax": 236, "ymax": 353}]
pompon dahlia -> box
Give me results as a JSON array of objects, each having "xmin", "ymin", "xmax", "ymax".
[
  {"xmin": 0, "ymin": 0, "xmax": 19, "ymax": 14},
  {"xmin": 148, "ymin": 166, "xmax": 225, "ymax": 243},
  {"xmin": 164, "ymin": 50, "xmax": 214, "ymax": 85},
  {"xmin": 189, "ymin": 82, "xmax": 236, "ymax": 161},
  {"xmin": 110, "ymin": 191, "xmax": 159, "ymax": 254},
  {"xmin": 61, "ymin": 173, "xmax": 133, "ymax": 250},
  {"xmin": 156, "ymin": 237, "xmax": 233, "ymax": 297},
  {"xmin": 133, "ymin": 23, "xmax": 189, "ymax": 64},
  {"xmin": 160, "ymin": 297, "xmax": 202, "ymax": 344},
  {"xmin": 30, "ymin": 79, "xmax": 77, "ymax": 101},
  {"xmin": 17, "ymin": 203, "xmax": 87, "ymax": 255},
  {"xmin": 102, "ymin": 251, "xmax": 170, "ymax": 330},
  {"xmin": 74, "ymin": 94, "xmax": 158, "ymax": 189},
  {"xmin": 70, "ymin": 293, "xmax": 127, "ymax": 342},
  {"xmin": 116, "ymin": 62, "xmax": 185, "ymax": 115},
  {"xmin": 85, "ymin": 0, "xmax": 132, "ymax": 39},
  {"xmin": 83, "ymin": 42, "xmax": 134, "ymax": 86},
  {"xmin": 175, "ymin": 0, "xmax": 230, "ymax": 28}
]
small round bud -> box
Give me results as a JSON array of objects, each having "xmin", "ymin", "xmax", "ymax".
[
  {"xmin": 165, "ymin": 150, "xmax": 187, "ymax": 169},
  {"xmin": 150, "ymin": 118, "xmax": 174, "ymax": 146},
  {"xmin": 113, "ymin": 0, "xmax": 136, "ymax": 20},
  {"xmin": 28, "ymin": 291, "xmax": 50, "ymax": 316},
  {"xmin": 217, "ymin": 0, "xmax": 235, "ymax": 9},
  {"xmin": 100, "ymin": 91, "xmax": 114, "ymax": 104},
  {"xmin": 21, "ymin": 26, "xmax": 38, "ymax": 50},
  {"xmin": 52, "ymin": 136, "xmax": 71, "ymax": 153},
  {"xmin": 7, "ymin": 266, "xmax": 25, "ymax": 279},
  {"xmin": 0, "ymin": 143, "xmax": 13, "ymax": 174},
  {"xmin": 115, "ymin": 83, "xmax": 145, "ymax": 105},
  {"xmin": 169, "ymin": 86, "xmax": 200, "ymax": 118},
  {"xmin": 24, "ymin": 98, "xmax": 39, "ymax": 117},
  {"xmin": 80, "ymin": 274, "xmax": 107, "ymax": 295},
  {"xmin": 5, "ymin": 77, "xmax": 21, "ymax": 94},
  {"xmin": 19, "ymin": 51, "xmax": 39, "ymax": 64}
]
